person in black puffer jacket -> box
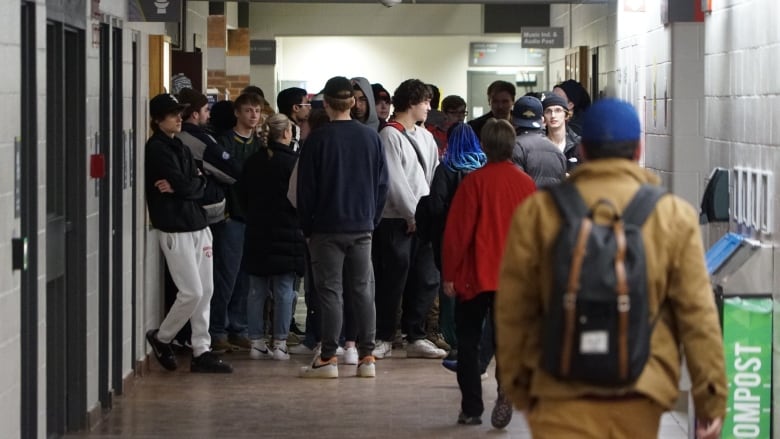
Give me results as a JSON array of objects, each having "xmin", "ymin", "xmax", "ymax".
[{"xmin": 239, "ymin": 113, "xmax": 305, "ymax": 361}]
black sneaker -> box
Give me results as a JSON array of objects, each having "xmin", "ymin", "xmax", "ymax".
[
  {"xmin": 146, "ymin": 329, "xmax": 177, "ymax": 371},
  {"xmin": 289, "ymin": 321, "xmax": 305, "ymax": 336},
  {"xmin": 191, "ymin": 351, "xmax": 233, "ymax": 373},
  {"xmin": 457, "ymin": 412, "xmax": 482, "ymax": 425}
]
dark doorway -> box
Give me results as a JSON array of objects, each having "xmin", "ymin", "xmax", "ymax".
[
  {"xmin": 111, "ymin": 25, "xmax": 125, "ymax": 397},
  {"xmin": 98, "ymin": 21, "xmax": 112, "ymax": 409},
  {"xmin": 45, "ymin": 21, "xmax": 88, "ymax": 436},
  {"xmin": 130, "ymin": 34, "xmax": 140, "ymax": 372},
  {"xmin": 20, "ymin": 2, "xmax": 39, "ymax": 438}
]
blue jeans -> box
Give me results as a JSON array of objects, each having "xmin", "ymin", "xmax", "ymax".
[
  {"xmin": 228, "ymin": 269, "xmax": 249, "ymax": 336},
  {"xmin": 209, "ymin": 219, "xmax": 245, "ymax": 340},
  {"xmin": 247, "ymin": 273, "xmax": 297, "ymax": 341}
]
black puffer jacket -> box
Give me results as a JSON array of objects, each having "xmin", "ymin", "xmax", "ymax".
[
  {"xmin": 240, "ymin": 142, "xmax": 305, "ymax": 277},
  {"xmin": 145, "ymin": 131, "xmax": 208, "ymax": 233},
  {"xmin": 563, "ymin": 125, "xmax": 582, "ymax": 172}
]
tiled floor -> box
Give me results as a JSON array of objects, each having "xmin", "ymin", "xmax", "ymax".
[{"xmin": 67, "ymin": 346, "xmax": 689, "ymax": 439}]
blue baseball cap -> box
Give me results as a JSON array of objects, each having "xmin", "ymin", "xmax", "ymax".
[{"xmin": 581, "ymin": 98, "xmax": 641, "ymax": 143}]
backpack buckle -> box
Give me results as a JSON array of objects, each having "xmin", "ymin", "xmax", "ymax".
[
  {"xmin": 563, "ymin": 293, "xmax": 576, "ymax": 309},
  {"xmin": 617, "ymin": 295, "xmax": 630, "ymax": 312}
]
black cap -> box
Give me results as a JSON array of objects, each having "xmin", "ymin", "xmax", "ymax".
[
  {"xmin": 511, "ymin": 96, "xmax": 543, "ymax": 129},
  {"xmin": 322, "ymin": 76, "xmax": 354, "ymax": 99},
  {"xmin": 150, "ymin": 93, "xmax": 187, "ymax": 119}
]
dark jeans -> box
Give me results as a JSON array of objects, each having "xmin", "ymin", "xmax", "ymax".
[
  {"xmin": 373, "ymin": 218, "xmax": 440, "ymax": 341},
  {"xmin": 301, "ymin": 247, "xmax": 321, "ymax": 349},
  {"xmin": 308, "ymin": 232, "xmax": 376, "ymax": 359},
  {"xmin": 209, "ymin": 219, "xmax": 249, "ymax": 340},
  {"xmin": 456, "ymin": 292, "xmax": 498, "ymax": 417}
]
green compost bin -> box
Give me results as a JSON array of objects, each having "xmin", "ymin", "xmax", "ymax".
[{"xmin": 722, "ymin": 297, "xmax": 773, "ymax": 439}]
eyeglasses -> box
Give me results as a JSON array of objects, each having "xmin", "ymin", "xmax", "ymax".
[{"xmin": 544, "ymin": 108, "xmax": 566, "ymax": 115}]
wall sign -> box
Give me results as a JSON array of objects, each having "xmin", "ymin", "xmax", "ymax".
[
  {"xmin": 250, "ymin": 40, "xmax": 277, "ymax": 66},
  {"xmin": 521, "ymin": 27, "xmax": 564, "ymax": 49},
  {"xmin": 469, "ymin": 42, "xmax": 546, "ymax": 67},
  {"xmin": 128, "ymin": 0, "xmax": 182, "ymax": 22}
]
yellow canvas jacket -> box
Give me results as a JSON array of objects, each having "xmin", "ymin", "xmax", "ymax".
[{"xmin": 496, "ymin": 158, "xmax": 727, "ymax": 420}]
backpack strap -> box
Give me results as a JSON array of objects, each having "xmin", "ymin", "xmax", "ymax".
[
  {"xmin": 385, "ymin": 121, "xmax": 427, "ymax": 175},
  {"xmin": 546, "ymin": 182, "xmax": 589, "ymax": 224},
  {"xmin": 621, "ymin": 185, "xmax": 667, "ymax": 227}
]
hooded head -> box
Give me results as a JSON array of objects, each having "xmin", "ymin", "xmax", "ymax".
[{"xmin": 350, "ymin": 77, "xmax": 379, "ymax": 131}]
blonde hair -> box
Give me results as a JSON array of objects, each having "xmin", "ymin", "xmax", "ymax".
[{"xmin": 263, "ymin": 113, "xmax": 292, "ymax": 144}]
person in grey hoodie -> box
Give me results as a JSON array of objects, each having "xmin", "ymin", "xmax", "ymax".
[{"xmin": 351, "ymin": 77, "xmax": 380, "ymax": 131}]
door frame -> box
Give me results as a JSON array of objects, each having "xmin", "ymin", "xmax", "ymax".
[{"xmin": 20, "ymin": 1, "xmax": 40, "ymax": 437}]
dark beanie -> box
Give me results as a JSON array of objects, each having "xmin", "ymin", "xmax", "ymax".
[
  {"xmin": 542, "ymin": 94, "xmax": 568, "ymax": 110},
  {"xmin": 556, "ymin": 79, "xmax": 591, "ymax": 111}
]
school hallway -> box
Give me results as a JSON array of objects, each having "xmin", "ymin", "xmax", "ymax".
[{"xmin": 65, "ymin": 347, "xmax": 690, "ymax": 439}]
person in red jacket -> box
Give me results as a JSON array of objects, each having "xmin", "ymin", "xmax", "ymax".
[{"xmin": 442, "ymin": 118, "xmax": 536, "ymax": 428}]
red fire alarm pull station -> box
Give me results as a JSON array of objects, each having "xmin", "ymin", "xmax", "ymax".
[{"xmin": 90, "ymin": 153, "xmax": 105, "ymax": 179}]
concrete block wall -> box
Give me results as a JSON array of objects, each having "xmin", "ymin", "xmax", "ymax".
[
  {"xmin": 0, "ymin": 0, "xmax": 26, "ymax": 434},
  {"xmin": 704, "ymin": 0, "xmax": 780, "ymax": 241}
]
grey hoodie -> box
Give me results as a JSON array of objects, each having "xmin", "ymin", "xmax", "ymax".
[{"xmin": 351, "ymin": 77, "xmax": 380, "ymax": 131}]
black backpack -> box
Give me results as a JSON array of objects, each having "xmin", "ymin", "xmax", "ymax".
[{"xmin": 542, "ymin": 182, "xmax": 665, "ymax": 386}]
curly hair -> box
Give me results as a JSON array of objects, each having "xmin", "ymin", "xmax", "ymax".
[{"xmin": 391, "ymin": 79, "xmax": 432, "ymax": 113}]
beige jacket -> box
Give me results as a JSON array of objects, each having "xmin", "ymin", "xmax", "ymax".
[{"xmin": 495, "ymin": 158, "xmax": 727, "ymax": 420}]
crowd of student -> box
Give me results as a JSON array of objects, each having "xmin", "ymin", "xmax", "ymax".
[{"xmin": 142, "ymin": 76, "xmax": 727, "ymax": 438}]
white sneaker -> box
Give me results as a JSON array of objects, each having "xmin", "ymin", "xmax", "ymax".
[
  {"xmin": 372, "ymin": 340, "xmax": 393, "ymax": 359},
  {"xmin": 343, "ymin": 347, "xmax": 358, "ymax": 365},
  {"xmin": 299, "ymin": 355, "xmax": 339, "ymax": 379},
  {"xmin": 335, "ymin": 346, "xmax": 345, "ymax": 356},
  {"xmin": 356, "ymin": 355, "xmax": 376, "ymax": 378},
  {"xmin": 272, "ymin": 340, "xmax": 290, "ymax": 361},
  {"xmin": 288, "ymin": 343, "xmax": 317, "ymax": 355},
  {"xmin": 406, "ymin": 339, "xmax": 447, "ymax": 359},
  {"xmin": 249, "ymin": 339, "xmax": 273, "ymax": 360}
]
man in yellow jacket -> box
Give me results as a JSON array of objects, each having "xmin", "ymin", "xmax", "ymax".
[{"xmin": 495, "ymin": 98, "xmax": 726, "ymax": 439}]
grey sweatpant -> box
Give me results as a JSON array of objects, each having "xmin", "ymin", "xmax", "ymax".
[{"xmin": 308, "ymin": 232, "xmax": 376, "ymax": 359}]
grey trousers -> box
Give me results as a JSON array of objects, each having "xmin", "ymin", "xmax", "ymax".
[{"xmin": 308, "ymin": 232, "xmax": 376, "ymax": 359}]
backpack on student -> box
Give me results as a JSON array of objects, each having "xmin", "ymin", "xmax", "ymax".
[{"xmin": 542, "ymin": 182, "xmax": 666, "ymax": 386}]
